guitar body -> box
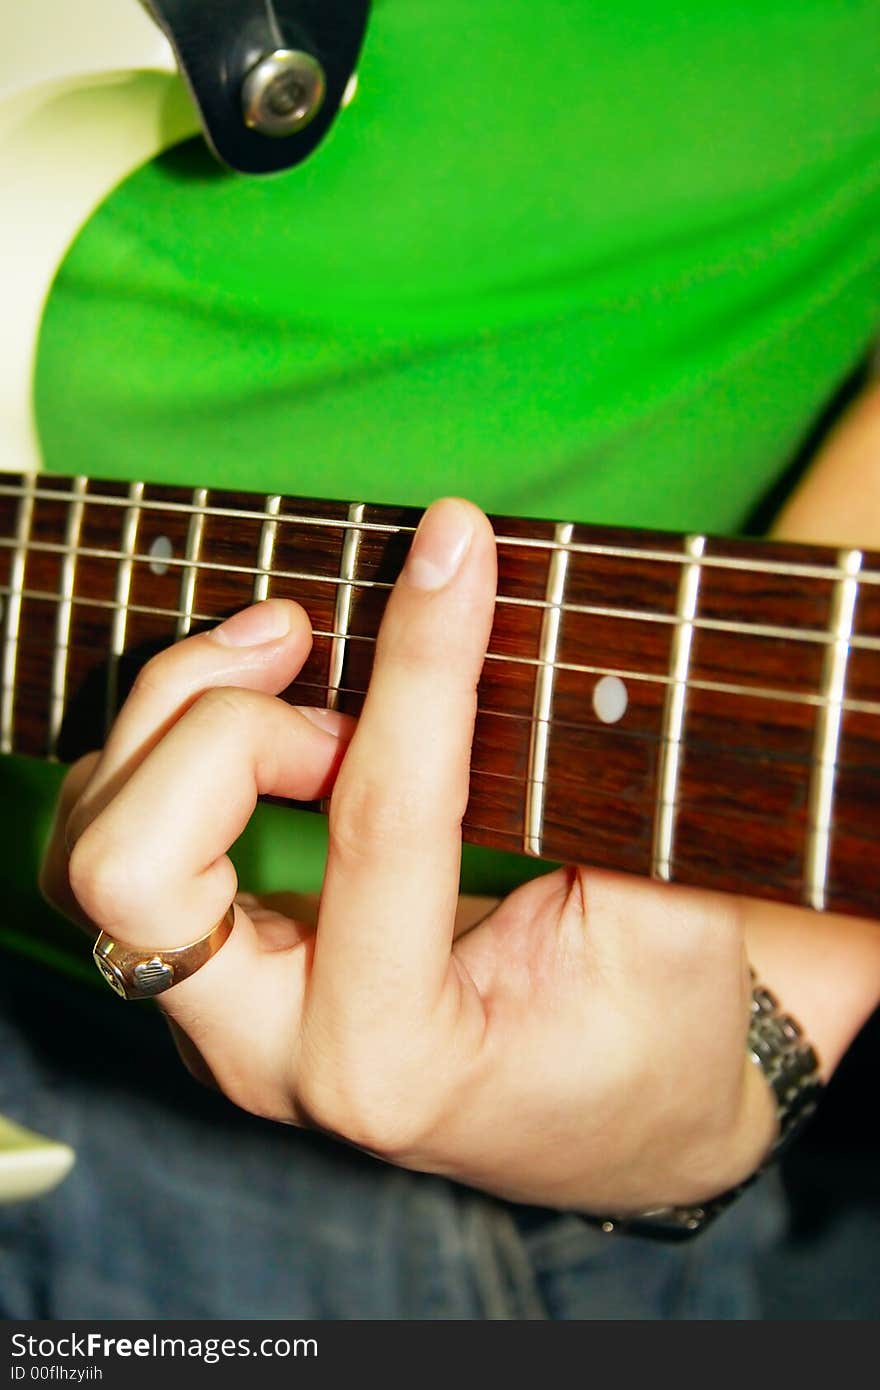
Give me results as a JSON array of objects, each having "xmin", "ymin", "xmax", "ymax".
[{"xmin": 0, "ymin": 0, "xmax": 196, "ymax": 478}]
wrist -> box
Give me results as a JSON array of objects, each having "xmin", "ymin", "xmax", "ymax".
[
  {"xmin": 580, "ymin": 973, "xmax": 822, "ymax": 1239},
  {"xmin": 692, "ymin": 1051, "xmax": 779, "ymax": 1203}
]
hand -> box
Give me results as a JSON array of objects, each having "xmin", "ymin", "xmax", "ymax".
[{"xmin": 40, "ymin": 498, "xmax": 779, "ymax": 1214}]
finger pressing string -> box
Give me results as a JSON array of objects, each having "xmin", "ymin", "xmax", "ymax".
[
  {"xmin": 307, "ymin": 498, "xmax": 497, "ymax": 1034},
  {"xmin": 69, "ymin": 599, "xmax": 314, "ymax": 840}
]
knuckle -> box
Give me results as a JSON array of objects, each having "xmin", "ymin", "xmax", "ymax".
[
  {"xmin": 327, "ymin": 771, "xmax": 405, "ymax": 864},
  {"xmin": 67, "ymin": 822, "xmax": 133, "ymax": 925},
  {"xmin": 127, "ymin": 649, "xmax": 177, "ymax": 704},
  {"xmin": 328, "ymin": 766, "xmax": 461, "ymax": 867},
  {"xmin": 302, "ymin": 1085, "xmax": 431, "ymax": 1160},
  {"xmin": 296, "ymin": 1050, "xmax": 437, "ymax": 1160},
  {"xmin": 188, "ymin": 685, "xmax": 254, "ymax": 732}
]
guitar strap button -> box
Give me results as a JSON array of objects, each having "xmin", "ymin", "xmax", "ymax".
[{"xmin": 242, "ymin": 49, "xmax": 326, "ymax": 138}]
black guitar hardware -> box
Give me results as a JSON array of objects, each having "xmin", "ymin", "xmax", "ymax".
[{"xmin": 141, "ymin": 0, "xmax": 371, "ymax": 174}]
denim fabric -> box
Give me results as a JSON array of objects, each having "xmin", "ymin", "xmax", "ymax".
[{"xmin": 0, "ymin": 952, "xmax": 782, "ymax": 1320}]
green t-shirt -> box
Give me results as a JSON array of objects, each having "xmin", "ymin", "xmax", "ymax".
[{"xmin": 4, "ymin": 0, "xmax": 880, "ymax": 979}]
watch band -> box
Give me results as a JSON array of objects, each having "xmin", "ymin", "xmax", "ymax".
[{"xmin": 582, "ymin": 973, "xmax": 822, "ymax": 1240}]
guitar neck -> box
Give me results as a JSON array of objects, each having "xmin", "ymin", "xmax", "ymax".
[{"xmin": 1, "ymin": 473, "xmax": 878, "ymax": 918}]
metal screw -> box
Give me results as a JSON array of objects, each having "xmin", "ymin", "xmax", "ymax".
[{"xmin": 241, "ymin": 49, "xmax": 326, "ymax": 138}]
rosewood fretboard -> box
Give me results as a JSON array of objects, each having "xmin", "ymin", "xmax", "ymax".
[{"xmin": 1, "ymin": 474, "xmax": 878, "ymax": 919}]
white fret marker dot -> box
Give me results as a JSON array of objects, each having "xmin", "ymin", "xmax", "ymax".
[
  {"xmin": 149, "ymin": 535, "xmax": 173, "ymax": 576},
  {"xmin": 593, "ymin": 675, "xmax": 628, "ymax": 724}
]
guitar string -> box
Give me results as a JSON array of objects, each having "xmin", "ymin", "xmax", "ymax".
[
  {"xmin": 6, "ymin": 587, "xmax": 880, "ymax": 725},
  {"xmin": 266, "ymin": 673, "xmax": 878, "ymax": 785},
  {"xmin": 15, "ymin": 629, "xmax": 868, "ymax": 845},
  {"xmin": 1, "ymin": 479, "xmax": 879, "ymax": 585},
  {"xmin": 3, "ymin": 537, "xmax": 880, "ymax": 654},
  {"xmin": 9, "ymin": 612, "xmax": 876, "ymax": 861},
  {"xmin": 38, "ymin": 636, "xmax": 872, "ymax": 863}
]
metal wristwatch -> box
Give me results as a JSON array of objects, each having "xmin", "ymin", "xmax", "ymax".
[{"xmin": 582, "ymin": 974, "xmax": 823, "ymax": 1240}]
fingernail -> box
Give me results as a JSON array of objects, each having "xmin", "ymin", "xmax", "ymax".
[
  {"xmin": 211, "ymin": 600, "xmax": 291, "ymax": 647},
  {"xmin": 297, "ymin": 706, "xmax": 349, "ymax": 738},
  {"xmin": 405, "ymin": 499, "xmax": 473, "ymax": 592}
]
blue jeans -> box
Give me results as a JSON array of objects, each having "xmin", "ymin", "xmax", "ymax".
[{"xmin": 0, "ymin": 952, "xmax": 782, "ymax": 1319}]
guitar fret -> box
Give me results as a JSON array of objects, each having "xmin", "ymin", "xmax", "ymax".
[
  {"xmin": 652, "ymin": 534, "xmax": 707, "ymax": 881},
  {"xmin": 0, "ymin": 476, "xmax": 36, "ymax": 754},
  {"xmin": 176, "ymin": 488, "xmax": 208, "ymax": 638},
  {"xmin": 105, "ymin": 482, "xmax": 144, "ymax": 735},
  {"xmin": 327, "ymin": 503, "xmax": 365, "ymax": 711},
  {"xmin": 254, "ymin": 494, "xmax": 282, "ymax": 603},
  {"xmin": 524, "ymin": 522, "xmax": 574, "ymax": 856},
  {"xmin": 804, "ymin": 549, "xmax": 863, "ymax": 911},
  {"xmin": 48, "ymin": 477, "xmax": 88, "ymax": 758},
  {"xmin": 1, "ymin": 472, "xmax": 878, "ymax": 920}
]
